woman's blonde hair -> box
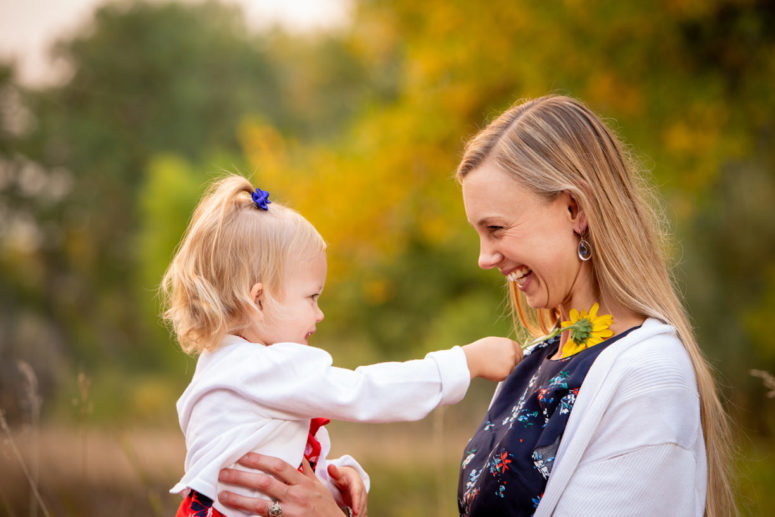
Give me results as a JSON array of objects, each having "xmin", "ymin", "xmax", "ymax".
[
  {"xmin": 456, "ymin": 95, "xmax": 735, "ymax": 517},
  {"xmin": 160, "ymin": 174, "xmax": 325, "ymax": 354}
]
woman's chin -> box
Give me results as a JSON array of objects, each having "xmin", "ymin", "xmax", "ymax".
[{"xmin": 524, "ymin": 295, "xmax": 550, "ymax": 311}]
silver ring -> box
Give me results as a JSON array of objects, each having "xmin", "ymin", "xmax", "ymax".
[{"xmin": 268, "ymin": 501, "xmax": 283, "ymax": 517}]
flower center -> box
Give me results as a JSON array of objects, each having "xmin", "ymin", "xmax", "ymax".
[{"xmin": 569, "ymin": 318, "xmax": 593, "ymax": 345}]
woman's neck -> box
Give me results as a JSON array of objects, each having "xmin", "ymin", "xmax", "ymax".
[{"xmin": 554, "ymin": 291, "xmax": 645, "ymax": 356}]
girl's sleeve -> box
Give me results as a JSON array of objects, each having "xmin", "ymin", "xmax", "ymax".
[
  {"xmin": 227, "ymin": 343, "xmax": 471, "ymax": 422},
  {"xmin": 313, "ymin": 427, "xmax": 370, "ymax": 505}
]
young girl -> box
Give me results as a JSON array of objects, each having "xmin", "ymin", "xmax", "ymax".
[{"xmin": 162, "ymin": 175, "xmax": 521, "ymax": 517}]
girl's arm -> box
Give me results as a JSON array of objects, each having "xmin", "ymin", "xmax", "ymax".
[{"xmin": 207, "ymin": 336, "xmax": 519, "ymax": 423}]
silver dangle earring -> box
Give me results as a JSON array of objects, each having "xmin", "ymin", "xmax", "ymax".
[{"xmin": 577, "ymin": 235, "xmax": 592, "ymax": 262}]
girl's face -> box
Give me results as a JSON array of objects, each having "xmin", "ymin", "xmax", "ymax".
[
  {"xmin": 256, "ymin": 250, "xmax": 327, "ymax": 345},
  {"xmin": 462, "ymin": 161, "xmax": 590, "ymax": 313}
]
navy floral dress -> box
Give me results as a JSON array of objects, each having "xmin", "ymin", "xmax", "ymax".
[{"xmin": 457, "ymin": 327, "xmax": 638, "ymax": 516}]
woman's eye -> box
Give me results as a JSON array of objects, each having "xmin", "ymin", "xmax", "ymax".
[{"xmin": 487, "ymin": 225, "xmax": 503, "ymax": 233}]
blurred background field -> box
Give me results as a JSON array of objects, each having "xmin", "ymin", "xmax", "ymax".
[{"xmin": 1, "ymin": 0, "xmax": 774, "ymax": 515}]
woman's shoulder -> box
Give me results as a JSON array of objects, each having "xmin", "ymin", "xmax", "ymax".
[{"xmin": 600, "ymin": 319, "xmax": 698, "ymax": 396}]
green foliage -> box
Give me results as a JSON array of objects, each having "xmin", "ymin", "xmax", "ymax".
[{"xmin": 0, "ymin": 0, "xmax": 387, "ymax": 405}]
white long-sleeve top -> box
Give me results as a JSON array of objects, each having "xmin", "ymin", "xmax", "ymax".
[
  {"xmin": 534, "ymin": 318, "xmax": 707, "ymax": 516},
  {"xmin": 171, "ymin": 335, "xmax": 471, "ymax": 516}
]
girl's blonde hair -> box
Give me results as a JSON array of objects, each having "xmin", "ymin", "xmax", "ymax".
[
  {"xmin": 160, "ymin": 174, "xmax": 325, "ymax": 354},
  {"xmin": 456, "ymin": 95, "xmax": 735, "ymax": 517}
]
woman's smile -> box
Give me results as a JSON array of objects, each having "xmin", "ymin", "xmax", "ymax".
[{"xmin": 505, "ymin": 266, "xmax": 532, "ymax": 289}]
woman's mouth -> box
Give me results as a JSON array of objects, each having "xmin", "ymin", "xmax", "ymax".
[{"xmin": 506, "ymin": 266, "xmax": 532, "ymax": 288}]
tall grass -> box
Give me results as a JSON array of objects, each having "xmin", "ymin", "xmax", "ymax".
[{"xmin": 0, "ymin": 361, "xmax": 50, "ymax": 517}]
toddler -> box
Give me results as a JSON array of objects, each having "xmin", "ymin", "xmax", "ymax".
[{"xmin": 163, "ymin": 175, "xmax": 521, "ymax": 517}]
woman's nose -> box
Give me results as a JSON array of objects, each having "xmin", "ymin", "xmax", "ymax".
[{"xmin": 478, "ymin": 247, "xmax": 503, "ymax": 270}]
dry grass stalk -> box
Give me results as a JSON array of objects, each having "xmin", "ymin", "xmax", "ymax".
[
  {"xmin": 74, "ymin": 370, "xmax": 93, "ymax": 480},
  {"xmin": 0, "ymin": 410, "xmax": 52, "ymax": 517},
  {"xmin": 750, "ymin": 369, "xmax": 775, "ymax": 398},
  {"xmin": 119, "ymin": 433, "xmax": 166, "ymax": 517},
  {"xmin": 17, "ymin": 361, "xmax": 42, "ymax": 517}
]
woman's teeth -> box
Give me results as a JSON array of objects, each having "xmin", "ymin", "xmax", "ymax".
[{"xmin": 506, "ymin": 267, "xmax": 531, "ymax": 283}]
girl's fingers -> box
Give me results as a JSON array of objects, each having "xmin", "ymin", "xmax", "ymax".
[
  {"xmin": 326, "ymin": 463, "xmax": 346, "ymax": 485},
  {"xmin": 300, "ymin": 458, "xmax": 316, "ymax": 477}
]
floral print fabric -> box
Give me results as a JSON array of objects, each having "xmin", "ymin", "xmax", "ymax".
[{"xmin": 457, "ymin": 328, "xmax": 637, "ymax": 516}]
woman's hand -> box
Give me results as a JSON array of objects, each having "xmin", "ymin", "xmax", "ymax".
[
  {"xmin": 327, "ymin": 464, "xmax": 367, "ymax": 516},
  {"xmin": 463, "ymin": 337, "xmax": 523, "ymax": 381},
  {"xmin": 218, "ymin": 453, "xmax": 346, "ymax": 517}
]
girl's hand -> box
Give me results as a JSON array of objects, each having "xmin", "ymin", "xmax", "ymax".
[
  {"xmin": 218, "ymin": 453, "xmax": 344, "ymax": 517},
  {"xmin": 327, "ymin": 464, "xmax": 367, "ymax": 516},
  {"xmin": 463, "ymin": 337, "xmax": 523, "ymax": 381}
]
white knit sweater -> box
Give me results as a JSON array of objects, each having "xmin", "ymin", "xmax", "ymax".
[{"xmin": 534, "ymin": 318, "xmax": 707, "ymax": 516}]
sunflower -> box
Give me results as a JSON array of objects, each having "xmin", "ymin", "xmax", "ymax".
[{"xmin": 559, "ymin": 303, "xmax": 614, "ymax": 358}]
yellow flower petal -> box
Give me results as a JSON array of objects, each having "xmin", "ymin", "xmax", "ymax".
[
  {"xmin": 558, "ymin": 302, "xmax": 615, "ymax": 358},
  {"xmin": 586, "ymin": 336, "xmax": 603, "ymax": 347},
  {"xmin": 561, "ymin": 340, "xmax": 584, "ymax": 357}
]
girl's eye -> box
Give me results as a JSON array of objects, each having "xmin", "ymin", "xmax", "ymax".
[{"xmin": 310, "ymin": 294, "xmax": 320, "ymax": 301}]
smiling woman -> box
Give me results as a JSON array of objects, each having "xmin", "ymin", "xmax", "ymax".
[{"xmin": 453, "ymin": 95, "xmax": 735, "ymax": 517}]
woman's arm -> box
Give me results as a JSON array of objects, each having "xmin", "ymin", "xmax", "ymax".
[
  {"xmin": 539, "ymin": 334, "xmax": 705, "ymax": 516},
  {"xmin": 218, "ymin": 453, "xmax": 350, "ymax": 517},
  {"xmin": 552, "ymin": 442, "xmax": 701, "ymax": 516}
]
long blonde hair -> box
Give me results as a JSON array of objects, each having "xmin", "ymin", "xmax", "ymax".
[
  {"xmin": 160, "ymin": 174, "xmax": 325, "ymax": 354},
  {"xmin": 457, "ymin": 95, "xmax": 735, "ymax": 517}
]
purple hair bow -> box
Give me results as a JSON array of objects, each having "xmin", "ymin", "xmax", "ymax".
[{"xmin": 251, "ymin": 188, "xmax": 271, "ymax": 210}]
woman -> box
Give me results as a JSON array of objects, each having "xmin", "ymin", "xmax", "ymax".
[{"xmin": 216, "ymin": 95, "xmax": 736, "ymax": 516}]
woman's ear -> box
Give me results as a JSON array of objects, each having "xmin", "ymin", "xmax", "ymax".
[
  {"xmin": 566, "ymin": 193, "xmax": 588, "ymax": 235},
  {"xmin": 250, "ymin": 282, "xmax": 264, "ymax": 312}
]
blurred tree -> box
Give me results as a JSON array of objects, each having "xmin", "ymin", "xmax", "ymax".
[
  {"xmin": 10, "ymin": 0, "xmax": 294, "ymax": 373},
  {"xmin": 0, "ymin": 0, "xmax": 386, "ymax": 418}
]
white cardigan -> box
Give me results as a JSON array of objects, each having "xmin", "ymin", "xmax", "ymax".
[
  {"xmin": 171, "ymin": 335, "xmax": 470, "ymax": 517},
  {"xmin": 533, "ymin": 318, "xmax": 707, "ymax": 516}
]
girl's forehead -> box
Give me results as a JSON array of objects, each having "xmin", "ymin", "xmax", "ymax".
[{"xmin": 284, "ymin": 250, "xmax": 327, "ymax": 280}]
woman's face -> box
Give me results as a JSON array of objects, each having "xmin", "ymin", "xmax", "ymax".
[{"xmin": 462, "ymin": 161, "xmax": 588, "ymax": 311}]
